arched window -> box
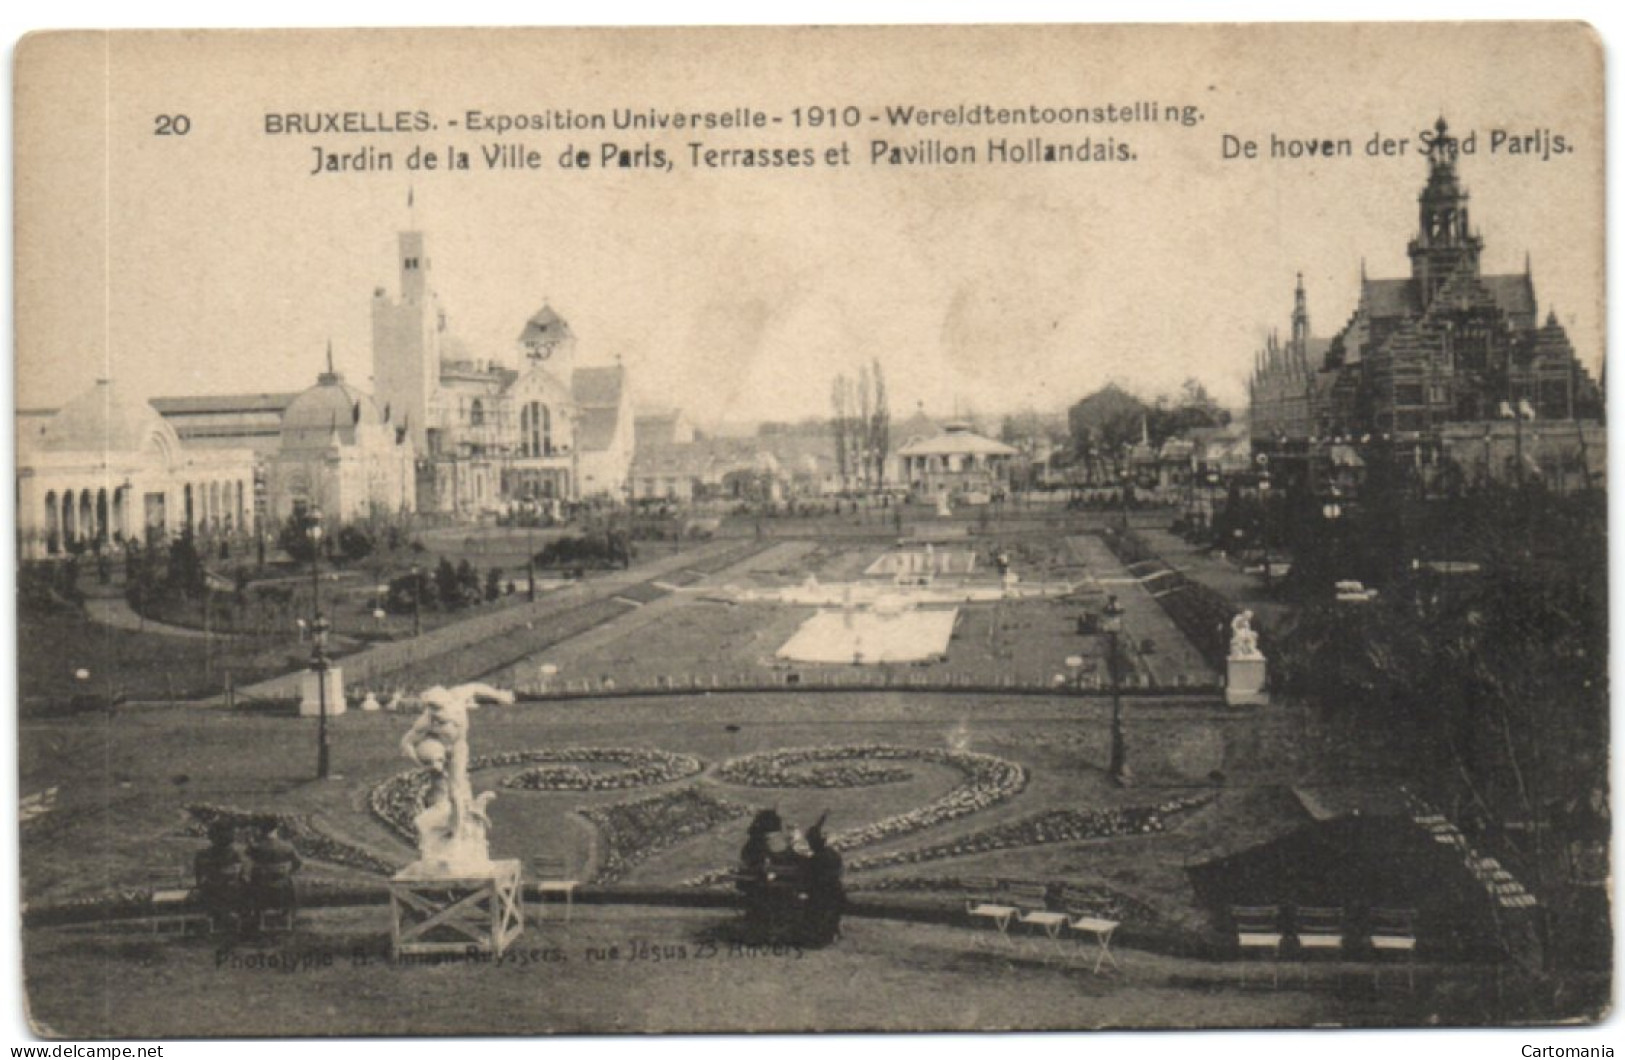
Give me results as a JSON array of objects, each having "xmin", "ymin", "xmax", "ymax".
[
  {"xmin": 44, "ymin": 491, "xmax": 59, "ymax": 553},
  {"xmin": 523, "ymin": 400, "xmax": 551, "ymax": 456},
  {"xmin": 470, "ymin": 398, "xmax": 485, "ymax": 427}
]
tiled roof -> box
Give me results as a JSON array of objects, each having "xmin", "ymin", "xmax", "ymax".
[
  {"xmin": 572, "ymin": 365, "xmax": 624, "ymax": 408},
  {"xmin": 151, "ymin": 392, "xmax": 298, "ymax": 415},
  {"xmin": 575, "ymin": 406, "xmax": 621, "ymax": 452}
]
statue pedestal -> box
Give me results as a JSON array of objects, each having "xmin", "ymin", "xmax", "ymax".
[
  {"xmin": 299, "ymin": 667, "xmax": 345, "ymax": 717},
  {"xmin": 1225, "ymin": 656, "xmax": 1269, "ymax": 706},
  {"xmin": 389, "ymin": 858, "xmax": 524, "ymax": 958}
]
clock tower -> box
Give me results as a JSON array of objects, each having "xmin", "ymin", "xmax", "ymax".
[{"xmin": 516, "ymin": 303, "xmax": 576, "ymax": 373}]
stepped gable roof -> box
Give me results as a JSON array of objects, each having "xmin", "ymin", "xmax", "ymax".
[
  {"xmin": 279, "ymin": 370, "xmax": 385, "ymax": 450},
  {"xmin": 572, "ymin": 365, "xmax": 625, "ymax": 408},
  {"xmin": 1529, "ymin": 312, "xmax": 1580, "ymax": 363},
  {"xmin": 36, "ymin": 378, "xmax": 181, "ymax": 456}
]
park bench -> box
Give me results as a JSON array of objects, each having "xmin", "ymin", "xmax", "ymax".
[
  {"xmin": 1231, "ymin": 905, "xmax": 1283, "ymax": 987},
  {"xmin": 532, "ymin": 855, "xmax": 580, "ymax": 921},
  {"xmin": 1293, "ymin": 905, "xmax": 1345, "ymax": 984},
  {"xmin": 1368, "ymin": 907, "xmax": 1417, "ymax": 992},
  {"xmin": 146, "ymin": 866, "xmax": 208, "ymax": 936}
]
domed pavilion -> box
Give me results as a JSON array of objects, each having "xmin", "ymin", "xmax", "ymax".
[
  {"xmin": 16, "ymin": 378, "xmax": 257, "ymax": 557},
  {"xmin": 264, "ymin": 355, "xmax": 416, "ymax": 524}
]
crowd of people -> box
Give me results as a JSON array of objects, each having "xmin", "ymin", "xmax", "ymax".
[
  {"xmin": 735, "ymin": 809, "xmax": 845, "ymax": 946},
  {"xmin": 193, "ymin": 820, "xmax": 303, "ymax": 936}
]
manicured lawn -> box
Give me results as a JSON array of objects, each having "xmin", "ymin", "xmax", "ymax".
[
  {"xmin": 20, "ymin": 693, "xmax": 1266, "ymax": 909},
  {"xmin": 29, "ymin": 902, "xmax": 1538, "ymax": 1037}
]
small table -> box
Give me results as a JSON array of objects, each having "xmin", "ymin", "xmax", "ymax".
[
  {"xmin": 1018, "ymin": 908, "xmax": 1071, "ymax": 961},
  {"xmin": 390, "ymin": 859, "xmax": 524, "ymax": 958},
  {"xmin": 966, "ymin": 900, "xmax": 1019, "ymax": 947},
  {"xmin": 1068, "ymin": 915, "xmax": 1121, "ymax": 974}
]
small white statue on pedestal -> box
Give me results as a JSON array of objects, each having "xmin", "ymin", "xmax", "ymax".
[
  {"xmin": 1225, "ymin": 611, "xmax": 1268, "ymax": 706},
  {"xmin": 1229, "ymin": 610, "xmax": 1262, "ymax": 660},
  {"xmin": 399, "ymin": 682, "xmax": 515, "ymax": 873}
]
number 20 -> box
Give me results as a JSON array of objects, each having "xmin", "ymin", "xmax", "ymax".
[{"xmin": 153, "ymin": 114, "xmax": 191, "ymax": 136}]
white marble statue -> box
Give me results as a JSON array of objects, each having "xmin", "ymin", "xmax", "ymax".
[
  {"xmin": 399, "ymin": 682, "xmax": 515, "ymax": 872},
  {"xmin": 1229, "ymin": 611, "xmax": 1262, "ymax": 660}
]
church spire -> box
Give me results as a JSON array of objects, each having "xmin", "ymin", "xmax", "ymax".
[
  {"xmin": 1291, "ymin": 271, "xmax": 1310, "ymax": 354},
  {"xmin": 1408, "ymin": 116, "xmax": 1483, "ymax": 305}
]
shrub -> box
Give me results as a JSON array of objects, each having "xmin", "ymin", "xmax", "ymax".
[
  {"xmin": 385, "ymin": 569, "xmax": 435, "ymax": 615},
  {"xmin": 337, "ymin": 524, "xmax": 375, "ymax": 563},
  {"xmin": 533, "ymin": 532, "xmax": 634, "ymax": 571},
  {"xmin": 277, "ymin": 514, "xmax": 318, "ymax": 564}
]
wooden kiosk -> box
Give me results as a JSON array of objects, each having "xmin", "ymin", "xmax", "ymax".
[{"xmin": 389, "ymin": 859, "xmax": 524, "ymax": 958}]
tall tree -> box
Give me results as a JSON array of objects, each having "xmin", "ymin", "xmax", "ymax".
[
  {"xmin": 856, "ymin": 364, "xmax": 873, "ymax": 489},
  {"xmin": 869, "ymin": 358, "xmax": 890, "ymax": 491},
  {"xmin": 831, "ymin": 376, "xmax": 850, "ymax": 490}
]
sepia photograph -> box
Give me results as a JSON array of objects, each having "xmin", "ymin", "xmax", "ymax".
[{"xmin": 9, "ymin": 20, "xmax": 1613, "ymax": 1040}]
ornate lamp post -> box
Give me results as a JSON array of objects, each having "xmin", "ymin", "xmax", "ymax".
[
  {"xmin": 1118, "ymin": 465, "xmax": 1131, "ymax": 533},
  {"xmin": 1256, "ymin": 456, "xmax": 1272, "ymax": 589},
  {"xmin": 1102, "ymin": 594, "xmax": 1130, "ymax": 788},
  {"xmin": 410, "ymin": 562, "xmax": 423, "ymax": 637},
  {"xmin": 306, "ymin": 507, "xmax": 332, "ymax": 780}
]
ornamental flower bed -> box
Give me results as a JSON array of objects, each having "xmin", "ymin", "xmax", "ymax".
[
  {"xmin": 186, "ymin": 803, "xmax": 400, "ymax": 876},
  {"xmin": 685, "ymin": 745, "xmax": 1028, "ymax": 885},
  {"xmin": 368, "ymin": 747, "xmax": 704, "ymax": 841},
  {"xmin": 846, "ymin": 793, "xmax": 1217, "ymax": 872},
  {"xmin": 581, "ymin": 786, "xmax": 750, "ymax": 884},
  {"xmin": 715, "ymin": 751, "xmax": 913, "ymax": 789},
  {"xmin": 497, "ymin": 747, "xmax": 704, "ymax": 792},
  {"xmin": 369, "ymin": 769, "xmax": 437, "ymax": 843}
]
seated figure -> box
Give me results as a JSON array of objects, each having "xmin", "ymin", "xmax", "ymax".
[
  {"xmin": 244, "ymin": 822, "xmax": 302, "ymax": 929},
  {"xmin": 193, "ymin": 821, "xmax": 246, "ymax": 934}
]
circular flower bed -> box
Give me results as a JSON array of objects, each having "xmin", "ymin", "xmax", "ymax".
[
  {"xmin": 846, "ymin": 792, "xmax": 1216, "ymax": 872},
  {"xmin": 497, "ymin": 747, "xmax": 704, "ymax": 792},
  {"xmin": 715, "ymin": 750, "xmax": 914, "ymax": 789}
]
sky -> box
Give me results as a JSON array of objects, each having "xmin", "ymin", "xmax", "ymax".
[{"xmin": 14, "ymin": 23, "xmax": 1605, "ymax": 433}]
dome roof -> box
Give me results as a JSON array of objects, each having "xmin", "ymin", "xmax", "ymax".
[
  {"xmin": 36, "ymin": 378, "xmax": 180, "ymax": 456},
  {"xmin": 280, "ymin": 371, "xmax": 386, "ymax": 450}
]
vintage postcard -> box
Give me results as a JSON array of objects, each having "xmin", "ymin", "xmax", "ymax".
[{"xmin": 12, "ymin": 22, "xmax": 1610, "ymax": 1039}]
